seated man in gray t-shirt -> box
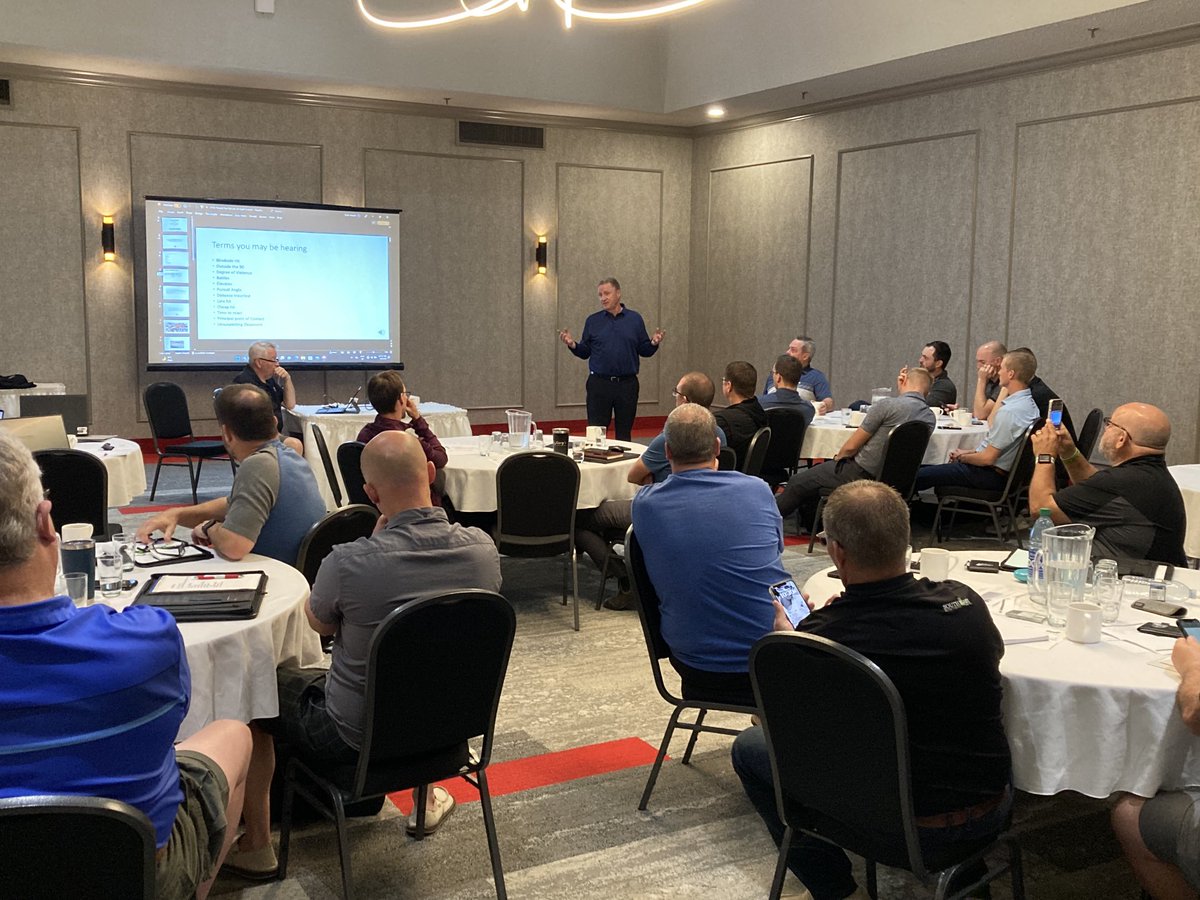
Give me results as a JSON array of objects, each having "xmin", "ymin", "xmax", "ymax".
[{"xmin": 775, "ymin": 367, "xmax": 935, "ymax": 519}]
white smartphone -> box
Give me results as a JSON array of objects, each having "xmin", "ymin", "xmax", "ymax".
[
  {"xmin": 1048, "ymin": 398, "xmax": 1063, "ymax": 428},
  {"xmin": 770, "ymin": 578, "xmax": 811, "ymax": 628}
]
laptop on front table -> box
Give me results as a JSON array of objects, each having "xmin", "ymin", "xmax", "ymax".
[{"xmin": 0, "ymin": 415, "xmax": 71, "ymax": 452}]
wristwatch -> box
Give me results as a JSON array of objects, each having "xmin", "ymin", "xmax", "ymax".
[
  {"xmin": 199, "ymin": 519, "xmax": 218, "ymax": 540},
  {"xmin": 1036, "ymin": 454, "xmax": 1055, "ymax": 465}
]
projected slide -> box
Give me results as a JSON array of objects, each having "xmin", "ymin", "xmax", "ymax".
[{"xmin": 143, "ymin": 197, "xmax": 402, "ymax": 370}]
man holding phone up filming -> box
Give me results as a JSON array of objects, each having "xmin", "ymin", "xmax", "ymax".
[{"xmin": 733, "ymin": 480, "xmax": 1012, "ymax": 900}]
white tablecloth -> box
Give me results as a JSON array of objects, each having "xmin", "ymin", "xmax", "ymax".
[
  {"xmin": 440, "ymin": 435, "xmax": 641, "ymax": 513},
  {"xmin": 1169, "ymin": 465, "xmax": 1200, "ymax": 559},
  {"xmin": 106, "ymin": 552, "xmax": 324, "ymax": 741},
  {"xmin": 800, "ymin": 413, "xmax": 988, "ymax": 464},
  {"xmin": 75, "ymin": 438, "xmax": 147, "ymax": 507},
  {"xmin": 803, "ymin": 550, "xmax": 1200, "ymax": 798},
  {"xmin": 294, "ymin": 402, "xmax": 472, "ymax": 509},
  {"xmin": 0, "ymin": 383, "xmax": 66, "ymax": 418}
]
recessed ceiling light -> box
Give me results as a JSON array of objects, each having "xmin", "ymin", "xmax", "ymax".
[{"xmin": 706, "ymin": 105, "xmax": 726, "ymax": 119}]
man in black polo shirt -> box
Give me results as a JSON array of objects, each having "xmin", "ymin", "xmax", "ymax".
[
  {"xmin": 558, "ymin": 278, "xmax": 664, "ymax": 441},
  {"xmin": 733, "ymin": 480, "xmax": 1012, "ymax": 900},
  {"xmin": 1030, "ymin": 402, "xmax": 1187, "ymax": 566},
  {"xmin": 232, "ymin": 341, "xmax": 295, "ymax": 431},
  {"xmin": 714, "ymin": 360, "xmax": 768, "ymax": 470}
]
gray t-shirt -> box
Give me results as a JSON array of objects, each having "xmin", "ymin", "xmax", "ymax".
[
  {"xmin": 222, "ymin": 439, "xmax": 325, "ymax": 564},
  {"xmin": 854, "ymin": 392, "xmax": 937, "ymax": 477},
  {"xmin": 309, "ymin": 506, "xmax": 502, "ymax": 748}
]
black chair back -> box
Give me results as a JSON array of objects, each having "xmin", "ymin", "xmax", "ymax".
[
  {"xmin": 760, "ymin": 408, "xmax": 808, "ymax": 485},
  {"xmin": 0, "ymin": 794, "xmax": 156, "ymax": 899},
  {"xmin": 627, "ymin": 528, "xmax": 671, "ymax": 665},
  {"xmin": 741, "ymin": 426, "xmax": 772, "ymax": 478},
  {"xmin": 311, "ymin": 423, "xmax": 343, "ymax": 507},
  {"xmin": 1075, "ymin": 407, "xmax": 1104, "ymax": 461},
  {"xmin": 336, "ymin": 441, "xmax": 374, "ymax": 507},
  {"xmin": 717, "ymin": 446, "xmax": 737, "ymax": 471},
  {"xmin": 295, "ymin": 504, "xmax": 379, "ymax": 586},
  {"xmin": 875, "ymin": 421, "xmax": 934, "ymax": 501},
  {"xmin": 143, "ymin": 381, "xmax": 196, "ymax": 443},
  {"xmin": 495, "ymin": 452, "xmax": 580, "ymax": 552},
  {"xmin": 35, "ymin": 449, "xmax": 109, "ymax": 538}
]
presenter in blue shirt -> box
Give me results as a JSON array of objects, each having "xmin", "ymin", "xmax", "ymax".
[{"xmin": 559, "ymin": 277, "xmax": 664, "ymax": 441}]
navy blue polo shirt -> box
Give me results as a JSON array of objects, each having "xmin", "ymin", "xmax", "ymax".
[{"xmin": 570, "ymin": 306, "xmax": 659, "ymax": 377}]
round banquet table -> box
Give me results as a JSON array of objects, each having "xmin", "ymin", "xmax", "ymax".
[
  {"xmin": 802, "ymin": 549, "xmax": 1200, "ymax": 798},
  {"xmin": 440, "ymin": 435, "xmax": 642, "ymax": 513},
  {"xmin": 75, "ymin": 438, "xmax": 148, "ymax": 507},
  {"xmin": 1169, "ymin": 465, "xmax": 1200, "ymax": 559},
  {"xmin": 101, "ymin": 551, "xmax": 324, "ymax": 741},
  {"xmin": 799, "ymin": 411, "xmax": 987, "ymax": 464}
]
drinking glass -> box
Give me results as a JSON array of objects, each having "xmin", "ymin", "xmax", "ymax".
[
  {"xmin": 491, "ymin": 431, "xmax": 504, "ymax": 454},
  {"xmin": 1091, "ymin": 558, "xmax": 1121, "ymax": 624},
  {"xmin": 114, "ymin": 530, "xmax": 136, "ymax": 573},
  {"xmin": 65, "ymin": 573, "xmax": 89, "ymax": 606},
  {"xmin": 96, "ymin": 544, "xmax": 123, "ymax": 599},
  {"xmin": 531, "ymin": 429, "xmax": 544, "ymax": 449},
  {"xmin": 478, "ymin": 435, "xmax": 491, "ymax": 456}
]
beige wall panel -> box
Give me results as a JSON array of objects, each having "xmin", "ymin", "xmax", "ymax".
[
  {"xmin": 364, "ymin": 150, "xmax": 524, "ymax": 409},
  {"xmin": 1010, "ymin": 102, "xmax": 1200, "ymax": 462},
  {"xmin": 128, "ymin": 133, "xmax": 322, "ymax": 428},
  {"xmin": 694, "ymin": 158, "xmax": 812, "ymax": 392},
  {"xmin": 831, "ymin": 134, "xmax": 977, "ymax": 406},
  {"xmin": 555, "ymin": 165, "xmax": 664, "ymax": 408},
  {"xmin": 0, "ymin": 123, "xmax": 87, "ymax": 392}
]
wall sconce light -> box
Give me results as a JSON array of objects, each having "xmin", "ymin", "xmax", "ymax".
[
  {"xmin": 535, "ymin": 235, "xmax": 548, "ymax": 274},
  {"xmin": 101, "ymin": 216, "xmax": 116, "ymax": 262}
]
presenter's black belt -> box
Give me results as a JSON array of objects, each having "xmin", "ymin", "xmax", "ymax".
[{"xmin": 590, "ymin": 373, "xmax": 637, "ymax": 382}]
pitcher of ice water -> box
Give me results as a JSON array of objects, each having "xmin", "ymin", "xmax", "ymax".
[
  {"xmin": 1032, "ymin": 523, "xmax": 1095, "ymax": 632},
  {"xmin": 506, "ymin": 409, "xmax": 534, "ymax": 450}
]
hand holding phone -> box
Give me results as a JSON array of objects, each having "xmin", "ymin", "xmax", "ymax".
[
  {"xmin": 1048, "ymin": 398, "xmax": 1064, "ymax": 428},
  {"xmin": 770, "ymin": 579, "xmax": 811, "ymax": 628}
]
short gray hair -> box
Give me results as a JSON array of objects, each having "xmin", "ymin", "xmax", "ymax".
[
  {"xmin": 822, "ymin": 480, "xmax": 910, "ymax": 569},
  {"xmin": 795, "ymin": 336, "xmax": 816, "ymax": 358},
  {"xmin": 248, "ymin": 341, "xmax": 276, "ymax": 361},
  {"xmin": 663, "ymin": 404, "xmax": 718, "ymax": 466},
  {"xmin": 0, "ymin": 434, "xmax": 45, "ymax": 568}
]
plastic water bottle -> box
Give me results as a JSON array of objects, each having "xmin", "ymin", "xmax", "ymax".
[{"xmin": 1027, "ymin": 508, "xmax": 1054, "ymax": 604}]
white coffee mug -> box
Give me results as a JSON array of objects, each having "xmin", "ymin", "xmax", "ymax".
[
  {"xmin": 953, "ymin": 409, "xmax": 972, "ymax": 426},
  {"xmin": 919, "ymin": 548, "xmax": 955, "ymax": 581},
  {"xmin": 1065, "ymin": 601, "xmax": 1103, "ymax": 643},
  {"xmin": 848, "ymin": 410, "xmax": 866, "ymax": 428},
  {"xmin": 586, "ymin": 425, "xmax": 606, "ymax": 446},
  {"xmin": 61, "ymin": 523, "xmax": 94, "ymax": 542}
]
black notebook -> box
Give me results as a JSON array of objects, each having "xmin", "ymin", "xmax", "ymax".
[{"xmin": 132, "ymin": 571, "xmax": 267, "ymax": 622}]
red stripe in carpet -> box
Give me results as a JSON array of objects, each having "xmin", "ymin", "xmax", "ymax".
[
  {"xmin": 783, "ymin": 535, "xmax": 815, "ymax": 548},
  {"xmin": 120, "ymin": 504, "xmax": 188, "ymax": 514},
  {"xmin": 388, "ymin": 736, "xmax": 662, "ymax": 814}
]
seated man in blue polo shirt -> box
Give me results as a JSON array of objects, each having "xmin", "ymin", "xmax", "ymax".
[
  {"xmin": 914, "ymin": 348, "xmax": 1040, "ymax": 493},
  {"xmin": 0, "ymin": 433, "xmax": 252, "ymax": 900},
  {"xmin": 631, "ymin": 403, "xmax": 787, "ymax": 705}
]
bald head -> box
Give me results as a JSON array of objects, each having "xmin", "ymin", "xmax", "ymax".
[
  {"xmin": 1111, "ymin": 403, "xmax": 1171, "ymax": 454},
  {"xmin": 360, "ymin": 431, "xmax": 434, "ymax": 514}
]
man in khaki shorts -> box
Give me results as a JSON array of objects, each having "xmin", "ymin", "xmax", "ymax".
[{"xmin": 0, "ymin": 433, "xmax": 252, "ymax": 899}]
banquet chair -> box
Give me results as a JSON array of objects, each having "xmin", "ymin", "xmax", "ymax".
[
  {"xmin": 295, "ymin": 504, "xmax": 380, "ymax": 584},
  {"xmin": 336, "ymin": 441, "xmax": 375, "ymax": 508},
  {"xmin": 1074, "ymin": 407, "xmax": 1104, "ymax": 462},
  {"xmin": 717, "ymin": 446, "xmax": 737, "ymax": 470},
  {"xmin": 626, "ymin": 527, "xmax": 757, "ymax": 810},
  {"xmin": 278, "ymin": 590, "xmax": 515, "ymax": 900},
  {"xmin": 749, "ymin": 632, "xmax": 1024, "ymax": 900},
  {"xmin": 741, "ymin": 426, "xmax": 772, "ymax": 478},
  {"xmin": 34, "ymin": 448, "xmax": 113, "ymax": 539},
  {"xmin": 144, "ymin": 381, "xmax": 233, "ymax": 504},
  {"xmin": 805, "ymin": 421, "xmax": 933, "ymax": 554},
  {"xmin": 0, "ymin": 794, "xmax": 156, "ymax": 900},
  {"xmin": 495, "ymin": 451, "xmax": 581, "ymax": 629},
  {"xmin": 931, "ymin": 427, "xmax": 1034, "ymax": 546},
  {"xmin": 311, "ymin": 424, "xmax": 344, "ymax": 508},
  {"xmin": 761, "ymin": 408, "xmax": 809, "ymax": 487}
]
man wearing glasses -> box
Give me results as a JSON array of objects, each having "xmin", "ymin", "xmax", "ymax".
[
  {"xmin": 1030, "ymin": 402, "xmax": 1187, "ymax": 566},
  {"xmin": 233, "ymin": 341, "xmax": 296, "ymax": 432}
]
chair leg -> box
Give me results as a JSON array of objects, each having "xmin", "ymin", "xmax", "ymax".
[
  {"xmin": 681, "ymin": 709, "xmax": 705, "ymax": 764},
  {"xmin": 768, "ymin": 826, "xmax": 794, "ymax": 900},
  {"xmin": 149, "ymin": 458, "xmax": 165, "ymax": 501},
  {"xmin": 412, "ymin": 784, "xmax": 428, "ymax": 840},
  {"xmin": 330, "ymin": 790, "xmax": 355, "ymax": 900},
  {"xmin": 278, "ymin": 769, "xmax": 296, "ymax": 879},
  {"xmin": 807, "ymin": 496, "xmax": 826, "ymax": 555},
  {"xmin": 639, "ymin": 707, "xmax": 683, "ymax": 810},
  {"xmin": 596, "ymin": 546, "xmax": 612, "ymax": 610},
  {"xmin": 1008, "ymin": 838, "xmax": 1025, "ymax": 900},
  {"xmin": 866, "ymin": 858, "xmax": 878, "ymax": 898},
  {"xmin": 570, "ymin": 552, "xmax": 580, "ymax": 632},
  {"xmin": 931, "ymin": 498, "xmax": 947, "ymax": 544},
  {"xmin": 477, "ymin": 770, "xmax": 508, "ymax": 900},
  {"xmin": 187, "ymin": 458, "xmax": 200, "ymax": 505}
]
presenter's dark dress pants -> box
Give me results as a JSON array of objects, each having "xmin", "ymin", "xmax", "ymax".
[{"xmin": 587, "ymin": 373, "xmax": 639, "ymax": 441}]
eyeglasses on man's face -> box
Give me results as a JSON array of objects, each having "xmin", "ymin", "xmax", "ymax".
[
  {"xmin": 1103, "ymin": 416, "xmax": 1133, "ymax": 441},
  {"xmin": 671, "ymin": 387, "xmax": 688, "ymax": 401}
]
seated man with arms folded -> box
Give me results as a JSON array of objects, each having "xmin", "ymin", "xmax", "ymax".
[
  {"xmin": 631, "ymin": 403, "xmax": 787, "ymax": 706},
  {"xmin": 759, "ymin": 354, "xmax": 817, "ymax": 426},
  {"xmin": 0, "ymin": 433, "xmax": 252, "ymax": 900},
  {"xmin": 775, "ymin": 366, "xmax": 935, "ymax": 522},
  {"xmin": 914, "ymin": 349, "xmax": 1040, "ymax": 494},
  {"xmin": 229, "ymin": 430, "xmax": 502, "ymax": 877},
  {"xmin": 575, "ymin": 371, "xmax": 727, "ymax": 610},
  {"xmin": 734, "ymin": 480, "xmax": 1012, "ymax": 900},
  {"xmin": 715, "ymin": 360, "xmax": 769, "ymax": 471},
  {"xmin": 763, "ymin": 336, "xmax": 834, "ymax": 414},
  {"xmin": 137, "ymin": 383, "xmax": 326, "ymax": 564},
  {"xmin": 1030, "ymin": 402, "xmax": 1187, "ymax": 566},
  {"xmin": 232, "ymin": 340, "xmax": 303, "ymax": 454}
]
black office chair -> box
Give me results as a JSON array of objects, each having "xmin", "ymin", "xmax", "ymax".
[
  {"xmin": 278, "ymin": 590, "xmax": 516, "ymax": 900},
  {"xmin": 760, "ymin": 408, "xmax": 809, "ymax": 487},
  {"xmin": 750, "ymin": 632, "xmax": 1024, "ymax": 900},
  {"xmin": 806, "ymin": 421, "xmax": 933, "ymax": 554},
  {"xmin": 295, "ymin": 504, "xmax": 380, "ymax": 585},
  {"xmin": 34, "ymin": 449, "xmax": 113, "ymax": 538},
  {"xmin": 626, "ymin": 527, "xmax": 758, "ymax": 810},
  {"xmin": 0, "ymin": 794, "xmax": 157, "ymax": 900},
  {"xmin": 495, "ymin": 452, "xmax": 582, "ymax": 629},
  {"xmin": 143, "ymin": 381, "xmax": 233, "ymax": 504},
  {"xmin": 741, "ymin": 426, "xmax": 772, "ymax": 478},
  {"xmin": 717, "ymin": 446, "xmax": 737, "ymax": 471},
  {"xmin": 931, "ymin": 427, "xmax": 1035, "ymax": 545},
  {"xmin": 1074, "ymin": 407, "xmax": 1104, "ymax": 462},
  {"xmin": 336, "ymin": 441, "xmax": 375, "ymax": 509},
  {"xmin": 311, "ymin": 423, "xmax": 344, "ymax": 508}
]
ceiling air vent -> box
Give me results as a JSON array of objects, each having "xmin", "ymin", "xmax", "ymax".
[
  {"xmin": 458, "ymin": 120, "xmax": 544, "ymax": 150},
  {"xmin": 0, "ymin": 80, "xmax": 10, "ymax": 107}
]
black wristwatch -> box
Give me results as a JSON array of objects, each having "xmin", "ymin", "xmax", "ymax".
[
  {"xmin": 199, "ymin": 519, "xmax": 218, "ymax": 540},
  {"xmin": 1036, "ymin": 454, "xmax": 1055, "ymax": 465}
]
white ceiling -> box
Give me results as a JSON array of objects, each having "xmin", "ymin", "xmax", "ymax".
[{"xmin": 0, "ymin": 0, "xmax": 1197, "ymax": 127}]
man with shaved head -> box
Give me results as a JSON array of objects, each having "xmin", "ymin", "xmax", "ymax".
[
  {"xmin": 1031, "ymin": 402, "xmax": 1187, "ymax": 565},
  {"xmin": 971, "ymin": 340, "xmax": 1007, "ymax": 420},
  {"xmin": 230, "ymin": 430, "xmax": 501, "ymax": 878}
]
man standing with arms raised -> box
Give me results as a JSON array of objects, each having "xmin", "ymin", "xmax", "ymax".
[{"xmin": 559, "ymin": 278, "xmax": 664, "ymax": 441}]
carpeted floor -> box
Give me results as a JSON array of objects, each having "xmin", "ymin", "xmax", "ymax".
[{"xmin": 109, "ymin": 463, "xmax": 1145, "ymax": 899}]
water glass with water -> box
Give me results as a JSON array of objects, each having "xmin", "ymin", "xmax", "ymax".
[
  {"xmin": 1091, "ymin": 558, "xmax": 1121, "ymax": 624},
  {"xmin": 96, "ymin": 544, "xmax": 123, "ymax": 599},
  {"xmin": 114, "ymin": 530, "xmax": 136, "ymax": 573}
]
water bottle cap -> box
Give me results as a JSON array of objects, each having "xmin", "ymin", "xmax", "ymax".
[{"xmin": 1039, "ymin": 508, "xmax": 1051, "ymax": 516}]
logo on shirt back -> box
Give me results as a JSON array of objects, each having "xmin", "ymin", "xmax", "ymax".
[{"xmin": 941, "ymin": 597, "xmax": 973, "ymax": 613}]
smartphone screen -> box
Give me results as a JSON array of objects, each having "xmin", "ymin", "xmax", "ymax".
[
  {"xmin": 770, "ymin": 579, "xmax": 811, "ymax": 628},
  {"xmin": 1048, "ymin": 398, "xmax": 1063, "ymax": 428},
  {"xmin": 1180, "ymin": 619, "xmax": 1200, "ymax": 642}
]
